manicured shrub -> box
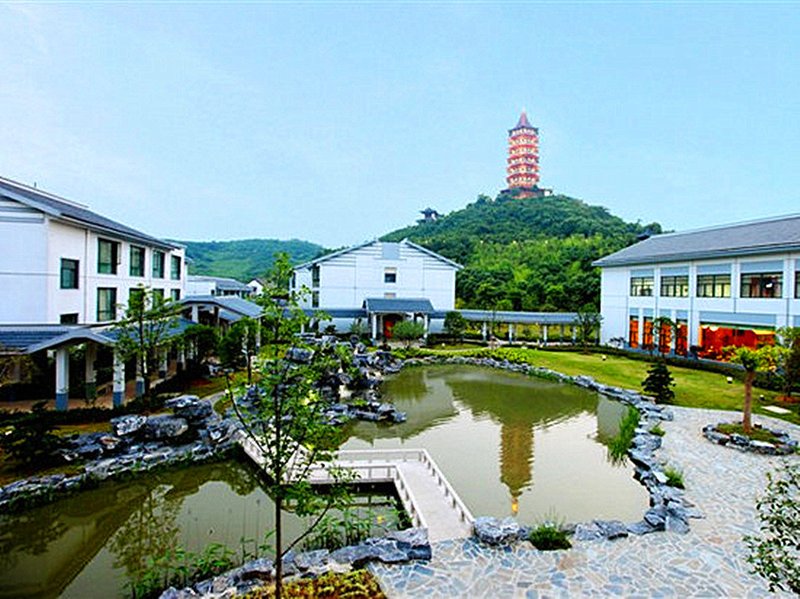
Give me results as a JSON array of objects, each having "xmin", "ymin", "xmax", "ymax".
[
  {"xmin": 642, "ymin": 361, "xmax": 675, "ymax": 404},
  {"xmin": 528, "ymin": 522, "xmax": 572, "ymax": 551}
]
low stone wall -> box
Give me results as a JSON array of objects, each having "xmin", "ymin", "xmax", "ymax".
[
  {"xmin": 159, "ymin": 527, "xmax": 432, "ymax": 598},
  {"xmin": 398, "ymin": 355, "xmax": 701, "ymax": 543},
  {"xmin": 0, "ymin": 395, "xmax": 239, "ymax": 513},
  {"xmin": 703, "ymin": 422, "xmax": 798, "ymax": 455}
]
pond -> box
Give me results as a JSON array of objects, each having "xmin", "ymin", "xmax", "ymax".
[
  {"xmin": 0, "ymin": 461, "xmax": 402, "ymax": 599},
  {"xmin": 342, "ymin": 365, "xmax": 649, "ymax": 524}
]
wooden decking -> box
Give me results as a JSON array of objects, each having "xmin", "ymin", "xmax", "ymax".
[{"xmin": 237, "ymin": 435, "xmax": 474, "ymax": 542}]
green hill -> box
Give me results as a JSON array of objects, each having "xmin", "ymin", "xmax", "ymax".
[
  {"xmin": 382, "ymin": 192, "xmax": 661, "ymax": 311},
  {"xmin": 176, "ymin": 238, "xmax": 325, "ymax": 282}
]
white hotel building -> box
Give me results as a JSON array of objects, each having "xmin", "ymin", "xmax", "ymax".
[
  {"xmin": 594, "ymin": 215, "xmax": 800, "ymax": 359},
  {"xmin": 0, "ymin": 176, "xmax": 187, "ymax": 409},
  {"xmin": 292, "ymin": 239, "xmax": 461, "ymax": 339}
]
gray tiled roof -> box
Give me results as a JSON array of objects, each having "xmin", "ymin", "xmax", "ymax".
[
  {"xmin": 458, "ymin": 310, "xmax": 579, "ymax": 325},
  {"xmin": 295, "ymin": 239, "xmax": 462, "ymax": 270},
  {"xmin": 188, "ymin": 275, "xmax": 250, "ymax": 291},
  {"xmin": 363, "ymin": 298, "xmax": 435, "ymax": 314},
  {"xmin": 594, "ymin": 214, "xmax": 800, "ymax": 267},
  {"xmin": 0, "ymin": 176, "xmax": 179, "ymax": 250},
  {"xmin": 182, "ymin": 295, "xmax": 263, "ymax": 318},
  {"xmin": 0, "ymin": 325, "xmax": 76, "ymax": 353}
]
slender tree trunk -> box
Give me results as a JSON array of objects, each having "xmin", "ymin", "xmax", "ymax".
[
  {"xmin": 743, "ymin": 370, "xmax": 755, "ymax": 433},
  {"xmin": 275, "ymin": 494, "xmax": 282, "ymax": 599}
]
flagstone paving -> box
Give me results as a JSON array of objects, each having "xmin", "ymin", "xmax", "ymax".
[{"xmin": 371, "ymin": 406, "xmax": 800, "ymax": 597}]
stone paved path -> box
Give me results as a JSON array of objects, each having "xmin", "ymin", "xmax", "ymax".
[{"xmin": 371, "ymin": 407, "xmax": 800, "ymax": 597}]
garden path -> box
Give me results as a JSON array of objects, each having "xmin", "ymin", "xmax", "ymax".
[{"xmin": 371, "ymin": 406, "xmax": 800, "ymax": 597}]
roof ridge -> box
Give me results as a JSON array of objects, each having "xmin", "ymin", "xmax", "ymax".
[
  {"xmin": 646, "ymin": 212, "xmax": 800, "ymax": 240},
  {"xmin": 0, "ymin": 175, "xmax": 88, "ymax": 208}
]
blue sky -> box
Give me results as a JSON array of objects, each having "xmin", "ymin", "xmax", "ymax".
[{"xmin": 1, "ymin": 3, "xmax": 798, "ymax": 248}]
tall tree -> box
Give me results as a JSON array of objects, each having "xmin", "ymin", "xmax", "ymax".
[
  {"xmin": 727, "ymin": 346, "xmax": 777, "ymax": 434},
  {"xmin": 233, "ymin": 286, "xmax": 352, "ymax": 599},
  {"xmin": 573, "ymin": 307, "xmax": 603, "ymax": 352}
]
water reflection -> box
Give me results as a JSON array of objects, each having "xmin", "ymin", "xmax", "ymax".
[{"xmin": 343, "ymin": 365, "xmax": 647, "ymax": 523}]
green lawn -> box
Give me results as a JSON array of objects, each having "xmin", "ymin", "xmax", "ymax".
[{"xmin": 422, "ymin": 346, "xmax": 800, "ymax": 425}]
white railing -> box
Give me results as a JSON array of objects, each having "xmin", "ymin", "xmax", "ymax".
[{"xmin": 418, "ymin": 449, "xmax": 475, "ymax": 526}]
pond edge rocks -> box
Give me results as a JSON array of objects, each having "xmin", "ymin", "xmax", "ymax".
[{"xmin": 398, "ymin": 355, "xmax": 702, "ymax": 544}]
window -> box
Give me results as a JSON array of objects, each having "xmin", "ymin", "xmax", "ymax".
[
  {"xmin": 311, "ymin": 265, "xmax": 320, "ymax": 288},
  {"xmin": 642, "ymin": 317, "xmax": 654, "ymax": 350},
  {"xmin": 130, "ymin": 246, "xmax": 145, "ymax": 277},
  {"xmin": 660, "ymin": 275, "xmax": 688, "ymax": 297},
  {"xmin": 384, "ymin": 268, "xmax": 397, "ymax": 284},
  {"xmin": 152, "ymin": 251, "xmax": 165, "ymax": 278},
  {"xmin": 152, "ymin": 288, "xmax": 165, "ymax": 305},
  {"xmin": 170, "ymin": 255, "xmax": 182, "ymax": 280},
  {"xmin": 311, "ymin": 290, "xmax": 319, "ymax": 308},
  {"xmin": 97, "ymin": 287, "xmax": 117, "ymax": 321},
  {"xmin": 740, "ymin": 272, "xmax": 782, "ymax": 298},
  {"xmin": 628, "ymin": 317, "xmax": 639, "ymax": 348},
  {"xmin": 384, "ymin": 292, "xmax": 396, "ymax": 299},
  {"xmin": 290, "ymin": 273, "xmax": 296, "ymax": 290},
  {"xmin": 796, "ymin": 271, "xmax": 800, "ymax": 299},
  {"xmin": 98, "ymin": 239, "xmax": 119, "ymax": 274},
  {"xmin": 60, "ymin": 313, "xmax": 78, "ymax": 324},
  {"xmin": 171, "ymin": 289, "xmax": 181, "ymax": 302},
  {"xmin": 630, "ymin": 276, "xmax": 654, "ymax": 296},
  {"xmin": 697, "ymin": 274, "xmax": 731, "ymax": 298},
  {"xmin": 60, "ymin": 258, "xmax": 79, "ymax": 289}
]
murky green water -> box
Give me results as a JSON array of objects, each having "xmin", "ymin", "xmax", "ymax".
[
  {"xmin": 343, "ymin": 365, "xmax": 649, "ymax": 524},
  {"xmin": 0, "ymin": 461, "xmax": 400, "ymax": 599}
]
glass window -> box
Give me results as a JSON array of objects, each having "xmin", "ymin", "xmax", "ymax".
[
  {"xmin": 796, "ymin": 272, "xmax": 800, "ymax": 299},
  {"xmin": 60, "ymin": 258, "xmax": 79, "ymax": 289},
  {"xmin": 129, "ymin": 287, "xmax": 145, "ymax": 305},
  {"xmin": 628, "ymin": 317, "xmax": 639, "ymax": 348},
  {"xmin": 98, "ymin": 239, "xmax": 119, "ymax": 274},
  {"xmin": 311, "ymin": 265, "xmax": 320, "ymax": 288},
  {"xmin": 311, "ymin": 290, "xmax": 319, "ymax": 308},
  {"xmin": 60, "ymin": 313, "xmax": 78, "ymax": 324},
  {"xmin": 697, "ymin": 274, "xmax": 731, "ymax": 298},
  {"xmin": 152, "ymin": 288, "xmax": 165, "ymax": 304},
  {"xmin": 384, "ymin": 269, "xmax": 397, "ymax": 284},
  {"xmin": 152, "ymin": 251, "xmax": 165, "ymax": 278},
  {"xmin": 171, "ymin": 289, "xmax": 181, "ymax": 302},
  {"xmin": 170, "ymin": 255, "xmax": 182, "ymax": 280},
  {"xmin": 660, "ymin": 275, "xmax": 688, "ymax": 297},
  {"xmin": 740, "ymin": 272, "xmax": 783, "ymax": 298},
  {"xmin": 130, "ymin": 246, "xmax": 145, "ymax": 277},
  {"xmin": 97, "ymin": 287, "xmax": 117, "ymax": 321},
  {"xmin": 630, "ymin": 276, "xmax": 654, "ymax": 296},
  {"xmin": 642, "ymin": 317, "xmax": 654, "ymax": 349}
]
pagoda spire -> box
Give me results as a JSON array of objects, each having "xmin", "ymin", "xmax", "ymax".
[{"xmin": 506, "ymin": 110, "xmax": 540, "ymax": 193}]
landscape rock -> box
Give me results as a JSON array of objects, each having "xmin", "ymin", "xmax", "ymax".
[
  {"xmin": 111, "ymin": 414, "xmax": 147, "ymax": 437},
  {"xmin": 473, "ymin": 516, "xmax": 522, "ymax": 545},
  {"xmin": 166, "ymin": 395, "xmax": 213, "ymax": 423},
  {"xmin": 145, "ymin": 415, "xmax": 190, "ymax": 441}
]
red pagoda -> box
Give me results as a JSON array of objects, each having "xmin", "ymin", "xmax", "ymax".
[{"xmin": 504, "ymin": 110, "xmax": 551, "ymax": 198}]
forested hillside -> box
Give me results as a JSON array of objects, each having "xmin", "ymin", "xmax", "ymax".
[
  {"xmin": 383, "ymin": 193, "xmax": 661, "ymax": 311},
  {"xmin": 177, "ymin": 238, "xmax": 325, "ymax": 282}
]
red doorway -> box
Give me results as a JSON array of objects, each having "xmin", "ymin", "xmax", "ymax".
[{"xmin": 383, "ymin": 315, "xmax": 401, "ymax": 339}]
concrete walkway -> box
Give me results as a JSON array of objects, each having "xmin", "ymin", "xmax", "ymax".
[{"xmin": 371, "ymin": 407, "xmax": 800, "ymax": 597}]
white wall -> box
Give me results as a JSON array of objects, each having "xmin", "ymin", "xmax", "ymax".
[
  {"xmin": 294, "ymin": 241, "xmax": 457, "ymax": 311},
  {"xmin": 599, "ymin": 252, "xmax": 800, "ymax": 345},
  {"xmin": 0, "ymin": 198, "xmax": 186, "ymax": 325}
]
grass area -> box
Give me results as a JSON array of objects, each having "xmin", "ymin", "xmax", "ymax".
[
  {"xmin": 420, "ymin": 346, "xmax": 800, "ymax": 425},
  {"xmin": 243, "ymin": 570, "xmax": 386, "ymax": 598},
  {"xmin": 54, "ymin": 421, "xmax": 111, "ymax": 436}
]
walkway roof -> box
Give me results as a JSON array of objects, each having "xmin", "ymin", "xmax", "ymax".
[
  {"xmin": 182, "ymin": 295, "xmax": 263, "ymax": 319},
  {"xmin": 363, "ymin": 298, "xmax": 435, "ymax": 314}
]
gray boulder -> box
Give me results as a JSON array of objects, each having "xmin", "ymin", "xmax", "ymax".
[
  {"xmin": 165, "ymin": 395, "xmax": 213, "ymax": 423},
  {"xmin": 144, "ymin": 415, "xmax": 189, "ymax": 441},
  {"xmin": 111, "ymin": 414, "xmax": 147, "ymax": 437},
  {"xmin": 573, "ymin": 522, "xmax": 605, "ymax": 541},
  {"xmin": 594, "ymin": 520, "xmax": 629, "ymax": 540},
  {"xmin": 474, "ymin": 516, "xmax": 522, "ymax": 545},
  {"xmin": 285, "ymin": 347, "xmax": 314, "ymax": 364}
]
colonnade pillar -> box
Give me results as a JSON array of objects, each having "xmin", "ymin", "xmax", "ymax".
[
  {"xmin": 113, "ymin": 351, "xmax": 126, "ymax": 408},
  {"xmin": 84, "ymin": 343, "xmax": 97, "ymax": 402},
  {"xmin": 55, "ymin": 347, "xmax": 70, "ymax": 411}
]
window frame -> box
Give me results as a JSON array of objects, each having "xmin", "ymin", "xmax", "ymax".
[
  {"xmin": 129, "ymin": 246, "xmax": 145, "ymax": 277},
  {"xmin": 311, "ymin": 290, "xmax": 320, "ymax": 308},
  {"xmin": 152, "ymin": 251, "xmax": 165, "ymax": 279},
  {"xmin": 311, "ymin": 265, "xmax": 320, "ymax": 288},
  {"xmin": 696, "ymin": 274, "xmax": 731, "ymax": 298},
  {"xmin": 171, "ymin": 289, "xmax": 181, "ymax": 302},
  {"xmin": 660, "ymin": 275, "xmax": 688, "ymax": 297},
  {"xmin": 96, "ymin": 287, "xmax": 117, "ymax": 322},
  {"xmin": 630, "ymin": 276, "xmax": 654, "ymax": 297},
  {"xmin": 97, "ymin": 239, "xmax": 119, "ymax": 275},
  {"xmin": 170, "ymin": 255, "xmax": 182, "ymax": 281},
  {"xmin": 60, "ymin": 258, "xmax": 79, "ymax": 289},
  {"xmin": 740, "ymin": 272, "xmax": 783, "ymax": 299}
]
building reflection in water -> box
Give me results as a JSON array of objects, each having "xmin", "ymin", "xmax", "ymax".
[{"xmin": 500, "ymin": 422, "xmax": 534, "ymax": 516}]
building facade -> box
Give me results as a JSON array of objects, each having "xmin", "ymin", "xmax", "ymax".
[
  {"xmin": 292, "ymin": 240, "xmax": 461, "ymax": 338},
  {"xmin": 0, "ymin": 176, "xmax": 186, "ymax": 325},
  {"xmin": 594, "ymin": 215, "xmax": 800, "ymax": 359}
]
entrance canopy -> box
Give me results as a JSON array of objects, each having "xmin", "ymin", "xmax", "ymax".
[{"xmin": 363, "ymin": 298, "xmax": 434, "ymax": 315}]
